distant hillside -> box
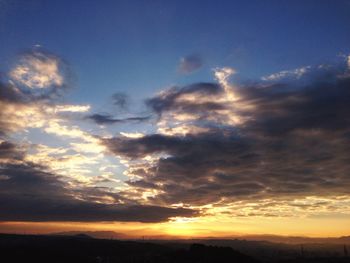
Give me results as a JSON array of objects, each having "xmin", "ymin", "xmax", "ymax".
[
  {"xmin": 48, "ymin": 230, "xmax": 350, "ymax": 260},
  {"xmin": 234, "ymin": 235, "xmax": 350, "ymax": 245},
  {"xmin": 50, "ymin": 231, "xmax": 350, "ymax": 245},
  {"xmin": 51, "ymin": 230, "xmax": 129, "ymax": 240}
]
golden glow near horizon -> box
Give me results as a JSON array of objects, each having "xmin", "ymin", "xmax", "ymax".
[
  {"xmin": 2, "ymin": 196, "xmax": 350, "ymax": 238},
  {"xmin": 1, "ymin": 214, "xmax": 350, "ymax": 238}
]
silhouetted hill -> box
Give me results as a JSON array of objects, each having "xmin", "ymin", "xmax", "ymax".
[
  {"xmin": 73, "ymin": 233, "xmax": 94, "ymax": 239},
  {"xmin": 182, "ymin": 243, "xmax": 258, "ymax": 262},
  {"xmin": 52, "ymin": 230, "xmax": 129, "ymax": 239}
]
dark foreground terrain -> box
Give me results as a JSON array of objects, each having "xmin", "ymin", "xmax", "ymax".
[
  {"xmin": 0, "ymin": 233, "xmax": 258, "ymax": 263},
  {"xmin": 0, "ymin": 233, "xmax": 349, "ymax": 263}
]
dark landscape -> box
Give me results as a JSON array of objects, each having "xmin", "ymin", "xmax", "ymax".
[{"xmin": 1, "ymin": 233, "xmax": 349, "ymax": 263}]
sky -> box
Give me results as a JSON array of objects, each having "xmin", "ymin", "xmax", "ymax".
[{"xmin": 0, "ymin": 0, "xmax": 350, "ymax": 238}]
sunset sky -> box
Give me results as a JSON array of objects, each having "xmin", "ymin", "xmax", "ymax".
[{"xmin": 1, "ymin": 0, "xmax": 350, "ymax": 238}]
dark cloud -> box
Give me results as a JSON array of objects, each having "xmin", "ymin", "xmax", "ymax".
[
  {"xmin": 178, "ymin": 54, "xmax": 203, "ymax": 74},
  {"xmin": 0, "ymin": 161, "xmax": 197, "ymax": 222},
  {"xmin": 0, "ymin": 81, "xmax": 23, "ymax": 104},
  {"xmin": 240, "ymin": 75, "xmax": 350, "ymax": 136},
  {"xmin": 0, "ymin": 80, "xmax": 44, "ymax": 136},
  {"xmin": 0, "ymin": 140, "xmax": 197, "ymax": 222},
  {"xmin": 104, "ymin": 65, "xmax": 350, "ymax": 207},
  {"xmin": 0, "ymin": 141, "xmax": 24, "ymax": 160},
  {"xmin": 0, "ymin": 81, "xmax": 25, "ymax": 136},
  {"xmin": 146, "ymin": 82, "xmax": 222, "ymax": 116},
  {"xmin": 87, "ymin": 113, "xmax": 150, "ymax": 125},
  {"xmin": 112, "ymin": 92, "xmax": 128, "ymax": 110}
]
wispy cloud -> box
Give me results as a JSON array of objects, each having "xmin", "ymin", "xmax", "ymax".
[
  {"xmin": 112, "ymin": 92, "xmax": 128, "ymax": 110},
  {"xmin": 262, "ymin": 66, "xmax": 312, "ymax": 81},
  {"xmin": 178, "ymin": 54, "xmax": 203, "ymax": 74},
  {"xmin": 86, "ymin": 113, "xmax": 150, "ymax": 125}
]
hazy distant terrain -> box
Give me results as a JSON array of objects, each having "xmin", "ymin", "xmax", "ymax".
[
  {"xmin": 234, "ymin": 235, "xmax": 350, "ymax": 245},
  {"xmin": 0, "ymin": 233, "xmax": 258, "ymax": 263},
  {"xmin": 51, "ymin": 231, "xmax": 350, "ymax": 244},
  {"xmin": 1, "ymin": 233, "xmax": 350, "ymax": 263},
  {"xmin": 52, "ymin": 230, "xmax": 130, "ymax": 240},
  {"xmin": 50, "ymin": 231, "xmax": 350, "ymax": 261}
]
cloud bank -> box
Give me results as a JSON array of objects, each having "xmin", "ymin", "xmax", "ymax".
[
  {"xmin": 1, "ymin": 48, "xmax": 350, "ymax": 222},
  {"xmin": 103, "ymin": 60, "xmax": 350, "ymax": 217}
]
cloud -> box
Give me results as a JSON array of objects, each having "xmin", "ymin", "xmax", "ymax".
[
  {"xmin": 262, "ymin": 66, "xmax": 312, "ymax": 81},
  {"xmin": 1, "ymin": 64, "xmax": 115, "ymax": 193},
  {"xmin": 112, "ymin": 92, "xmax": 128, "ymax": 110},
  {"xmin": 0, "ymin": 86, "xmax": 89, "ymax": 137},
  {"xmin": 0, "ymin": 53, "xmax": 88, "ymax": 139},
  {"xmin": 261, "ymin": 64, "xmax": 342, "ymax": 85},
  {"xmin": 145, "ymin": 76, "xmax": 246, "ymax": 136},
  {"xmin": 103, "ymin": 62, "xmax": 350, "ymax": 216},
  {"xmin": 87, "ymin": 113, "xmax": 150, "ymax": 125},
  {"xmin": 0, "ymin": 142, "xmax": 198, "ymax": 222},
  {"xmin": 86, "ymin": 92, "xmax": 149, "ymax": 126},
  {"xmin": 241, "ymin": 76, "xmax": 350, "ymax": 135},
  {"xmin": 146, "ymin": 83, "xmax": 222, "ymax": 116},
  {"xmin": 0, "ymin": 80, "xmax": 23, "ymax": 103},
  {"xmin": 1, "ymin": 49, "xmax": 199, "ymax": 223},
  {"xmin": 0, "ymin": 49, "xmax": 78, "ymax": 136},
  {"xmin": 0, "ymin": 140, "xmax": 24, "ymax": 162},
  {"xmin": 0, "ymin": 49, "xmax": 116, "ymax": 201},
  {"xmin": 9, "ymin": 50, "xmax": 66, "ymax": 89},
  {"xmin": 0, "ymin": 90, "xmax": 44, "ymax": 136},
  {"xmin": 2, "ymin": 48, "xmax": 350, "ymax": 222},
  {"xmin": 0, "ymin": 48, "xmax": 197, "ymax": 222},
  {"xmin": 53, "ymin": 104, "xmax": 90, "ymax": 113},
  {"xmin": 178, "ymin": 54, "xmax": 203, "ymax": 74},
  {"xmin": 120, "ymin": 132, "xmax": 145, "ymax": 139}
]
